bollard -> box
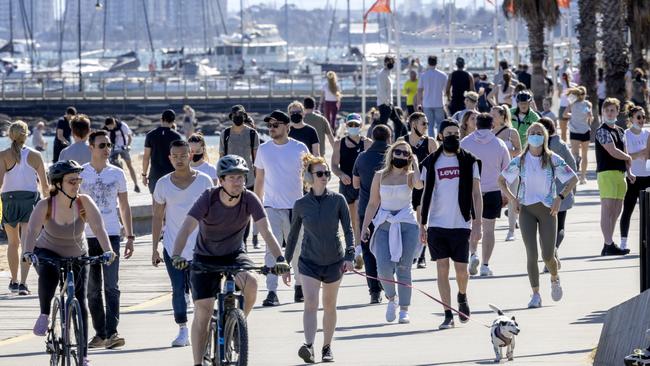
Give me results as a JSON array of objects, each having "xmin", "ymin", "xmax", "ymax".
[{"xmin": 641, "ymin": 189, "xmax": 650, "ymax": 292}]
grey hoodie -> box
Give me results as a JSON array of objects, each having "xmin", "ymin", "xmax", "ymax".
[{"xmin": 461, "ymin": 129, "xmax": 511, "ymax": 192}]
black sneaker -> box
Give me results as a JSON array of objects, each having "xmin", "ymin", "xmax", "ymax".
[
  {"xmin": 134, "ymin": 185, "xmax": 141, "ymax": 193},
  {"xmin": 601, "ymin": 243, "xmax": 630, "ymax": 256},
  {"xmin": 322, "ymin": 344, "xmax": 334, "ymax": 362},
  {"xmin": 457, "ymin": 294, "xmax": 470, "ymax": 323},
  {"xmin": 298, "ymin": 344, "xmax": 315, "ymax": 363},
  {"xmin": 8, "ymin": 281, "xmax": 19, "ymax": 293},
  {"xmin": 252, "ymin": 235, "xmax": 259, "ymax": 249},
  {"xmin": 438, "ymin": 316, "xmax": 455, "ymax": 330},
  {"xmin": 417, "ymin": 257, "xmax": 427, "ymax": 269},
  {"xmin": 18, "ymin": 284, "xmax": 31, "ymax": 296},
  {"xmin": 370, "ymin": 292, "xmax": 383, "ymax": 304},
  {"xmin": 262, "ymin": 291, "xmax": 279, "ymax": 307},
  {"xmin": 294, "ymin": 285, "xmax": 304, "ymax": 303}
]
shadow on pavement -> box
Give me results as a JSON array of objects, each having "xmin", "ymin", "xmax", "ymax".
[
  {"xmin": 418, "ymin": 347, "xmax": 594, "ymax": 365},
  {"xmin": 571, "ymin": 310, "xmax": 608, "ymax": 325}
]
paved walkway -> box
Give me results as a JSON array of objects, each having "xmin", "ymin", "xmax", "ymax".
[{"xmin": 0, "ymin": 148, "xmax": 642, "ymax": 365}]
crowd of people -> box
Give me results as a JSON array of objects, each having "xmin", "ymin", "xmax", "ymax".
[{"xmin": 0, "ymin": 52, "xmax": 649, "ymax": 365}]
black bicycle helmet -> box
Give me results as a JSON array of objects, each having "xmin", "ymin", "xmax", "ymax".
[
  {"xmin": 515, "ymin": 90, "xmax": 533, "ymax": 103},
  {"xmin": 48, "ymin": 160, "xmax": 84, "ymax": 182},
  {"xmin": 217, "ymin": 155, "xmax": 249, "ymax": 177}
]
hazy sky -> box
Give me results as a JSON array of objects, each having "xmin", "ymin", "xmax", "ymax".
[{"xmin": 231, "ymin": 0, "xmax": 481, "ymax": 12}]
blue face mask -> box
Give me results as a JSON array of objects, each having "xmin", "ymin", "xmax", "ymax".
[
  {"xmin": 348, "ymin": 127, "xmax": 360, "ymax": 136},
  {"xmin": 527, "ymin": 134, "xmax": 544, "ymax": 147},
  {"xmin": 605, "ymin": 118, "xmax": 617, "ymax": 126}
]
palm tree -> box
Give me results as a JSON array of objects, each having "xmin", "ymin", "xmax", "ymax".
[
  {"xmin": 576, "ymin": 0, "xmax": 598, "ymax": 116},
  {"xmin": 627, "ymin": 0, "xmax": 650, "ymax": 69},
  {"xmin": 601, "ymin": 0, "xmax": 628, "ymax": 105},
  {"xmin": 502, "ymin": 0, "xmax": 561, "ymax": 108}
]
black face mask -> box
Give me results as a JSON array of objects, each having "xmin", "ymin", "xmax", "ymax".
[
  {"xmin": 192, "ymin": 153, "xmax": 204, "ymax": 162},
  {"xmin": 233, "ymin": 115, "xmax": 245, "ymax": 126},
  {"xmin": 386, "ymin": 63, "xmax": 394, "ymax": 70},
  {"xmin": 392, "ymin": 158, "xmax": 409, "ymax": 169},
  {"xmin": 290, "ymin": 113, "xmax": 303, "ymax": 123},
  {"xmin": 442, "ymin": 135, "xmax": 460, "ymax": 152}
]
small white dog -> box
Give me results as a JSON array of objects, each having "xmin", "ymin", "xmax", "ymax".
[{"xmin": 489, "ymin": 304, "xmax": 520, "ymax": 362}]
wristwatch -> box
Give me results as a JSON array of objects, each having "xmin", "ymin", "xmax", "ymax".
[
  {"xmin": 141, "ymin": 173, "xmax": 148, "ymax": 177},
  {"xmin": 276, "ymin": 255, "xmax": 286, "ymax": 263},
  {"xmin": 558, "ymin": 193, "xmax": 565, "ymax": 200}
]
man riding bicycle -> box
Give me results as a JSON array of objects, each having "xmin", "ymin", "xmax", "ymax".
[{"xmin": 170, "ymin": 155, "xmax": 290, "ymax": 366}]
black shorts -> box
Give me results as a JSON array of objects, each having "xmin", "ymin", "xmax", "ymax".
[
  {"xmin": 339, "ymin": 182, "xmax": 359, "ymax": 204},
  {"xmin": 298, "ymin": 257, "xmax": 343, "ymax": 284},
  {"xmin": 482, "ymin": 191, "xmax": 502, "ymax": 220},
  {"xmin": 190, "ymin": 251, "xmax": 255, "ymax": 301},
  {"xmin": 412, "ymin": 188, "xmax": 424, "ymax": 209},
  {"xmin": 427, "ymin": 227, "xmax": 471, "ymax": 263},
  {"xmin": 570, "ymin": 131, "xmax": 591, "ymax": 142}
]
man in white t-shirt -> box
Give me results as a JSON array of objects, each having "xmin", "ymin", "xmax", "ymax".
[
  {"xmin": 255, "ymin": 110, "xmax": 309, "ymax": 306},
  {"xmin": 419, "ymin": 119, "xmax": 483, "ymax": 330},
  {"xmin": 417, "ymin": 55, "xmax": 448, "ymax": 136},
  {"xmin": 104, "ymin": 117, "xmax": 140, "ymax": 193},
  {"xmin": 152, "ymin": 140, "xmax": 213, "ymax": 347},
  {"xmin": 80, "ymin": 130, "xmax": 135, "ymax": 349}
]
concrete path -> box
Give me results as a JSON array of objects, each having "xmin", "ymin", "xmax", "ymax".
[{"xmin": 0, "ymin": 148, "xmax": 642, "ymax": 365}]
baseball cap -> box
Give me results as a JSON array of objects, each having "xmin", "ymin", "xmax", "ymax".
[
  {"xmin": 346, "ymin": 113, "xmax": 362, "ymax": 124},
  {"xmin": 439, "ymin": 119, "xmax": 460, "ymax": 135},
  {"xmin": 263, "ymin": 110, "xmax": 290, "ymax": 124},
  {"xmin": 228, "ymin": 105, "xmax": 246, "ymax": 119}
]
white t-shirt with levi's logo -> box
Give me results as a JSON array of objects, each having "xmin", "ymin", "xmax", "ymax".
[{"xmin": 421, "ymin": 154, "xmax": 480, "ymax": 229}]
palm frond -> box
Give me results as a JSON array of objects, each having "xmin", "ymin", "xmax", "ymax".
[{"xmin": 502, "ymin": 0, "xmax": 561, "ymax": 27}]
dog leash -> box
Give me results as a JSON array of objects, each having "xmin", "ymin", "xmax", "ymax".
[{"xmin": 350, "ymin": 268, "xmax": 492, "ymax": 329}]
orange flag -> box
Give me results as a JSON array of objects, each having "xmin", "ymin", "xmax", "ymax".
[
  {"xmin": 557, "ymin": 0, "xmax": 570, "ymax": 8},
  {"xmin": 363, "ymin": 0, "xmax": 392, "ymax": 31}
]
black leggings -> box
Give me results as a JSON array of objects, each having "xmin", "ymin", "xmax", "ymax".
[
  {"xmin": 620, "ymin": 176, "xmax": 650, "ymax": 238},
  {"xmin": 35, "ymin": 247, "xmax": 89, "ymax": 356},
  {"xmin": 556, "ymin": 210, "xmax": 567, "ymax": 248}
]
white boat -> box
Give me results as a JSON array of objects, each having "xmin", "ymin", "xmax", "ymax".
[{"xmin": 214, "ymin": 24, "xmax": 304, "ymax": 74}]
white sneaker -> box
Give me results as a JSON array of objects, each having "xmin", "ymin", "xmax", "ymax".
[
  {"xmin": 171, "ymin": 327, "xmax": 190, "ymax": 347},
  {"xmin": 505, "ymin": 231, "xmax": 516, "ymax": 242},
  {"xmin": 469, "ymin": 254, "xmax": 480, "ymax": 276},
  {"xmin": 551, "ymin": 278, "xmax": 563, "ymax": 302},
  {"xmin": 479, "ymin": 265, "xmax": 493, "ymax": 277},
  {"xmin": 527, "ymin": 293, "xmax": 542, "ymax": 308},
  {"xmin": 385, "ymin": 298, "xmax": 398, "ymax": 323},
  {"xmin": 398, "ymin": 310, "xmax": 410, "ymax": 324}
]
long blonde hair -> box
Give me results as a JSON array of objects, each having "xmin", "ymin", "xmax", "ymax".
[
  {"xmin": 566, "ymin": 86, "xmax": 587, "ymax": 101},
  {"xmin": 492, "ymin": 105, "xmax": 512, "ymax": 128},
  {"xmin": 521, "ymin": 122, "xmax": 553, "ymax": 170},
  {"xmin": 326, "ymin": 71, "xmax": 341, "ymax": 98},
  {"xmin": 9, "ymin": 121, "xmax": 28, "ymax": 163},
  {"xmin": 380, "ymin": 141, "xmax": 413, "ymax": 179}
]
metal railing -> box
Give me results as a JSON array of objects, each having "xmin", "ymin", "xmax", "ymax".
[{"xmin": 0, "ymin": 73, "xmax": 378, "ymax": 101}]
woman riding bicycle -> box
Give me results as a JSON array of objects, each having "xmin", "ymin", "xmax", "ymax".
[{"xmin": 22, "ymin": 160, "xmax": 116, "ymax": 366}]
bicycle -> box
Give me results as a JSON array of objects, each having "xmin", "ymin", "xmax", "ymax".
[
  {"xmin": 193, "ymin": 263, "xmax": 274, "ymax": 366},
  {"xmin": 30, "ymin": 254, "xmax": 110, "ymax": 366}
]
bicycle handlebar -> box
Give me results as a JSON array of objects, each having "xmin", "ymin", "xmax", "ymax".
[{"xmin": 32, "ymin": 254, "xmax": 109, "ymax": 267}]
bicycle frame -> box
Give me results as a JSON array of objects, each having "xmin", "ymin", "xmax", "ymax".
[{"xmin": 214, "ymin": 273, "xmax": 245, "ymax": 363}]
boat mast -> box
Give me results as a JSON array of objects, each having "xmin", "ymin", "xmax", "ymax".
[
  {"xmin": 346, "ymin": 0, "xmax": 351, "ymax": 50},
  {"xmin": 215, "ymin": 0, "xmax": 228, "ymax": 35},
  {"xmin": 9, "ymin": 0, "xmax": 13, "ymax": 57},
  {"xmin": 77, "ymin": 0, "xmax": 82, "ymax": 91},
  {"xmin": 240, "ymin": 0, "xmax": 244, "ymax": 67},
  {"xmin": 201, "ymin": 0, "xmax": 208, "ymax": 52},
  {"xmin": 325, "ymin": 0, "xmax": 338, "ymax": 62},
  {"xmin": 140, "ymin": 0, "xmax": 155, "ymax": 67},
  {"xmin": 102, "ymin": 0, "xmax": 108, "ymax": 57},
  {"xmin": 285, "ymin": 0, "xmax": 289, "ymax": 72}
]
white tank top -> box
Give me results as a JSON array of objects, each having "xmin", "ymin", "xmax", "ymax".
[
  {"xmin": 497, "ymin": 85, "xmax": 512, "ymax": 105},
  {"xmin": 379, "ymin": 183, "xmax": 412, "ymax": 211},
  {"xmin": 2, "ymin": 147, "xmax": 39, "ymax": 193},
  {"xmin": 625, "ymin": 129, "xmax": 650, "ymax": 177}
]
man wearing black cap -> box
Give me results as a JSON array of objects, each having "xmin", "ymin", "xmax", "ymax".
[
  {"xmin": 445, "ymin": 57, "xmax": 476, "ymax": 116},
  {"xmin": 142, "ymin": 109, "xmax": 184, "ymax": 194},
  {"xmin": 419, "ymin": 119, "xmax": 483, "ymax": 330},
  {"xmin": 254, "ymin": 110, "xmax": 309, "ymax": 306}
]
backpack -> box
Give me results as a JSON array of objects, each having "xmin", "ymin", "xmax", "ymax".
[{"xmin": 223, "ymin": 128, "xmax": 257, "ymax": 160}]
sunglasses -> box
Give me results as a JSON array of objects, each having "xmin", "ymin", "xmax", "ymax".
[
  {"xmin": 95, "ymin": 142, "xmax": 112, "ymax": 149},
  {"xmin": 393, "ymin": 149, "xmax": 411, "ymax": 157},
  {"xmin": 267, "ymin": 122, "xmax": 283, "ymax": 129},
  {"xmin": 529, "ymin": 132, "xmax": 544, "ymax": 136},
  {"xmin": 313, "ymin": 170, "xmax": 331, "ymax": 178},
  {"xmin": 636, "ymin": 115, "xmax": 646, "ymax": 120},
  {"xmin": 66, "ymin": 178, "xmax": 83, "ymax": 185},
  {"xmin": 347, "ymin": 122, "xmax": 361, "ymax": 127}
]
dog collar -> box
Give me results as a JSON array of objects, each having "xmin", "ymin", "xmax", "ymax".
[{"xmin": 495, "ymin": 327, "xmax": 512, "ymax": 346}]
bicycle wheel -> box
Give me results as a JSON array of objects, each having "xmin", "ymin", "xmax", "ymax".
[
  {"xmin": 223, "ymin": 308, "xmax": 248, "ymax": 366},
  {"xmin": 202, "ymin": 310, "xmax": 219, "ymax": 366},
  {"xmin": 64, "ymin": 299, "xmax": 85, "ymax": 366},
  {"xmin": 47, "ymin": 297, "xmax": 62, "ymax": 366}
]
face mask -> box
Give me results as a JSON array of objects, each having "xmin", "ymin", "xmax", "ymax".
[
  {"xmin": 392, "ymin": 158, "xmax": 409, "ymax": 169},
  {"xmin": 442, "ymin": 135, "xmax": 460, "ymax": 152},
  {"xmin": 527, "ymin": 135, "xmax": 545, "ymax": 147},
  {"xmin": 233, "ymin": 115, "xmax": 245, "ymax": 126},
  {"xmin": 386, "ymin": 63, "xmax": 394, "ymax": 70},
  {"xmin": 632, "ymin": 123, "xmax": 643, "ymax": 131},
  {"xmin": 290, "ymin": 113, "xmax": 303, "ymax": 123},
  {"xmin": 568, "ymin": 95, "xmax": 577, "ymax": 104},
  {"xmin": 347, "ymin": 127, "xmax": 360, "ymax": 136},
  {"xmin": 605, "ymin": 118, "xmax": 617, "ymax": 126},
  {"xmin": 192, "ymin": 153, "xmax": 204, "ymax": 162}
]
